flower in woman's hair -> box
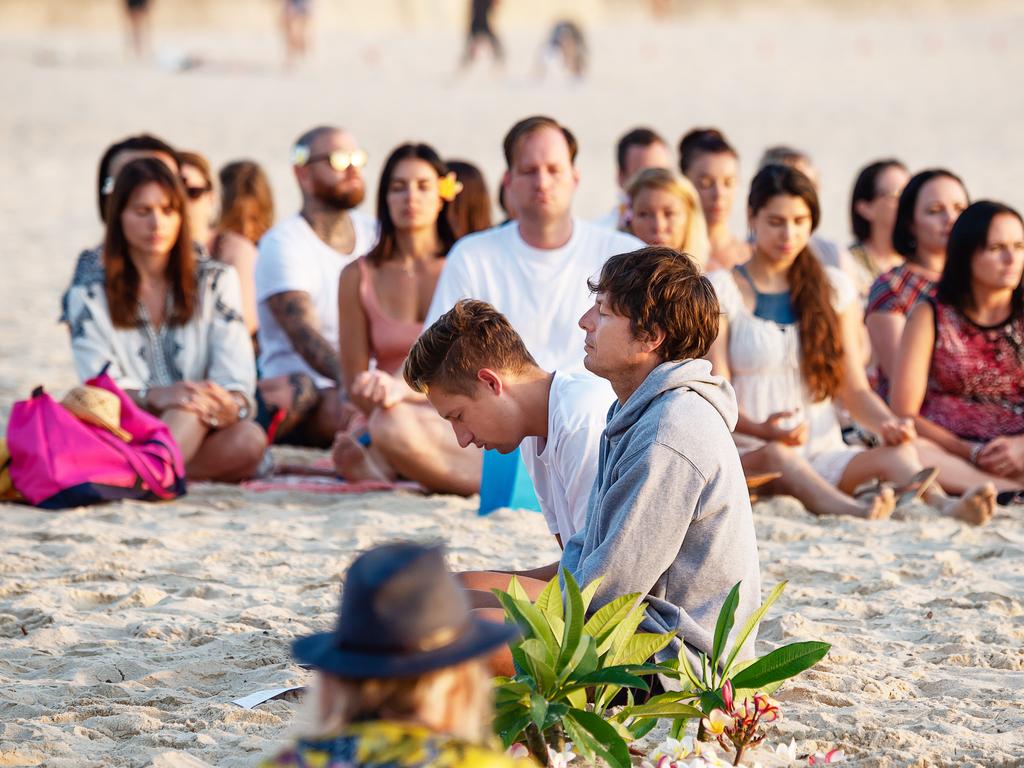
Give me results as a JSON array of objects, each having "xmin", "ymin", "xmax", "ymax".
[{"xmin": 437, "ymin": 171, "xmax": 464, "ymax": 202}]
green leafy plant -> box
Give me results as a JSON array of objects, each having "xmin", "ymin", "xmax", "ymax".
[
  {"xmin": 491, "ymin": 570, "xmax": 703, "ymax": 768},
  {"xmin": 493, "ymin": 576, "xmax": 830, "ymax": 767},
  {"xmin": 622, "ymin": 580, "xmax": 831, "ymax": 742}
]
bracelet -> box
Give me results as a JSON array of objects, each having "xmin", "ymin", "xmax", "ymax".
[{"xmin": 969, "ymin": 443, "xmax": 984, "ymax": 465}]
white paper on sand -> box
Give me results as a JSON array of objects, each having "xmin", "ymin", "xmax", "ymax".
[{"xmin": 232, "ymin": 686, "xmax": 305, "ymax": 709}]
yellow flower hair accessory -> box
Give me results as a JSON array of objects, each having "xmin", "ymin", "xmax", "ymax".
[{"xmin": 437, "ymin": 172, "xmax": 463, "ymax": 202}]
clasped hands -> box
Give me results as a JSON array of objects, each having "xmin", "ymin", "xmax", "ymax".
[{"xmin": 146, "ymin": 381, "xmax": 241, "ymax": 429}]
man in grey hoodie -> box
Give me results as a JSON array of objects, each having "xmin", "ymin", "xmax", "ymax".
[{"xmin": 461, "ymin": 245, "xmax": 761, "ymax": 670}]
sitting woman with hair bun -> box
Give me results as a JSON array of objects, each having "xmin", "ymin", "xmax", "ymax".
[{"xmin": 706, "ymin": 164, "xmax": 994, "ymax": 523}]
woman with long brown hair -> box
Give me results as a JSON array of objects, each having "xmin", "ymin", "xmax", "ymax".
[
  {"xmin": 64, "ymin": 158, "xmax": 267, "ymax": 482},
  {"xmin": 706, "ymin": 164, "xmax": 993, "ymax": 523},
  {"xmin": 332, "ymin": 143, "xmax": 480, "ymax": 494}
]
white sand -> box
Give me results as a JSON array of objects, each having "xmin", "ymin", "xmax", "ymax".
[{"xmin": 2, "ymin": 5, "xmax": 1023, "ymax": 766}]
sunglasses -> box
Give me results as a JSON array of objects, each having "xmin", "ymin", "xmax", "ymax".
[
  {"xmin": 305, "ymin": 149, "xmax": 368, "ymax": 172},
  {"xmin": 183, "ymin": 182, "xmax": 213, "ymax": 201}
]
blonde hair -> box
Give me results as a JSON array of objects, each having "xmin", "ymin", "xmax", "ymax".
[
  {"xmin": 625, "ymin": 167, "xmax": 710, "ymax": 269},
  {"xmin": 305, "ymin": 660, "xmax": 493, "ymax": 744}
]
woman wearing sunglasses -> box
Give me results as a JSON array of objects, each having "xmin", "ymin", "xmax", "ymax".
[
  {"xmin": 178, "ymin": 150, "xmax": 217, "ymax": 253},
  {"xmin": 331, "ymin": 143, "xmax": 479, "ymax": 494},
  {"xmin": 64, "ymin": 158, "xmax": 267, "ymax": 482}
]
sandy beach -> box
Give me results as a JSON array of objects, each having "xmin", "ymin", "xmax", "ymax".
[{"xmin": 1, "ymin": 3, "xmax": 1023, "ymax": 766}]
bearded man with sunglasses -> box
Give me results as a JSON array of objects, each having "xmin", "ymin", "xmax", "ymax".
[{"xmin": 254, "ymin": 125, "xmax": 379, "ymax": 446}]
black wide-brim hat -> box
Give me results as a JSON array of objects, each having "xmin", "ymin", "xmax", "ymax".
[{"xmin": 293, "ymin": 542, "xmax": 519, "ymax": 679}]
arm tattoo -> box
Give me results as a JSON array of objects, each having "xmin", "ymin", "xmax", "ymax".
[{"xmin": 266, "ymin": 291, "xmax": 340, "ymax": 383}]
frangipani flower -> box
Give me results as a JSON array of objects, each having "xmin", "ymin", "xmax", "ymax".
[
  {"xmin": 774, "ymin": 738, "xmax": 798, "ymax": 761},
  {"xmin": 808, "ymin": 749, "xmax": 844, "ymax": 764},
  {"xmin": 437, "ymin": 171, "xmax": 464, "ymax": 202},
  {"xmin": 650, "ymin": 735, "xmax": 700, "ymax": 762},
  {"xmin": 546, "ymin": 744, "xmax": 576, "ymax": 768},
  {"xmin": 505, "ymin": 743, "xmax": 529, "ymax": 759},
  {"xmin": 702, "ymin": 708, "xmax": 735, "ymax": 736}
]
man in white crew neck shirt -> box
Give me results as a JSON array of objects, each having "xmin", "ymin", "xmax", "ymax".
[
  {"xmin": 423, "ymin": 115, "xmax": 644, "ymax": 375},
  {"xmin": 255, "ymin": 125, "xmax": 378, "ymax": 447},
  {"xmin": 593, "ymin": 127, "xmax": 672, "ymax": 230},
  {"xmin": 405, "ymin": 300, "xmax": 611, "ymax": 545}
]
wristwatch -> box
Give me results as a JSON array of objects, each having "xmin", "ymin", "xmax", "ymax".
[{"xmin": 231, "ymin": 392, "xmax": 251, "ymax": 421}]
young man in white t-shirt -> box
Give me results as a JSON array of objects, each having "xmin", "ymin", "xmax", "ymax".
[
  {"xmin": 593, "ymin": 127, "xmax": 672, "ymax": 230},
  {"xmin": 254, "ymin": 125, "xmax": 378, "ymax": 447},
  {"xmin": 405, "ymin": 299, "xmax": 612, "ymax": 545},
  {"xmin": 423, "ymin": 115, "xmax": 644, "ymax": 375}
]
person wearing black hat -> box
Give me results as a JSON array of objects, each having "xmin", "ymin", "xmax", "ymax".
[{"xmin": 259, "ymin": 542, "xmax": 530, "ymax": 768}]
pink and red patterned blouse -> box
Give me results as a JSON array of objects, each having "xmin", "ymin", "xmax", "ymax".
[{"xmin": 921, "ymin": 300, "xmax": 1024, "ymax": 442}]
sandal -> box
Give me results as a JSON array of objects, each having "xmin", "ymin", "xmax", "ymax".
[{"xmin": 893, "ymin": 467, "xmax": 940, "ymax": 507}]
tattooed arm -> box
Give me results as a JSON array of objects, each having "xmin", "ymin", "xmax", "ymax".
[{"xmin": 265, "ymin": 290, "xmax": 340, "ymax": 384}]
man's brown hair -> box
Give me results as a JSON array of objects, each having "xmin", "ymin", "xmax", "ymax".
[
  {"xmin": 404, "ymin": 300, "xmax": 538, "ymax": 396},
  {"xmin": 588, "ymin": 246, "xmax": 720, "ymax": 361},
  {"xmin": 502, "ymin": 115, "xmax": 578, "ymax": 169}
]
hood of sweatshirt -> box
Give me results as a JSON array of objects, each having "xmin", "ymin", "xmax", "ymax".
[{"xmin": 605, "ymin": 359, "xmax": 738, "ymax": 441}]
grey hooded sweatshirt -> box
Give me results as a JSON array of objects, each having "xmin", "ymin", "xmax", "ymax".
[{"xmin": 560, "ymin": 358, "xmax": 761, "ymax": 664}]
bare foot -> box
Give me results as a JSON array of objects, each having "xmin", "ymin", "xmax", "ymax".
[
  {"xmin": 856, "ymin": 486, "xmax": 896, "ymax": 520},
  {"xmin": 331, "ymin": 432, "xmax": 391, "ymax": 483},
  {"xmin": 945, "ymin": 483, "xmax": 996, "ymax": 525}
]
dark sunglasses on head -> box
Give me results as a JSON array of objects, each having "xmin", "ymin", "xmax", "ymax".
[{"xmin": 184, "ymin": 182, "xmax": 213, "ymax": 200}]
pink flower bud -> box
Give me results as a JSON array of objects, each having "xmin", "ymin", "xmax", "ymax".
[{"xmin": 722, "ymin": 680, "xmax": 734, "ymax": 712}]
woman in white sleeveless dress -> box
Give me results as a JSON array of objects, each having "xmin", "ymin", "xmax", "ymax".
[{"xmin": 706, "ymin": 164, "xmax": 994, "ymax": 524}]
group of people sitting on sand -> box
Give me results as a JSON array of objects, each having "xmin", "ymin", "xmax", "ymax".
[
  {"xmin": 62, "ymin": 116, "xmax": 1024, "ymax": 527},
  {"xmin": 53, "ymin": 113, "xmax": 1023, "ymax": 765}
]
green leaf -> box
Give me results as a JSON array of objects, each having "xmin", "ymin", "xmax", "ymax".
[
  {"xmin": 529, "ymin": 692, "xmax": 548, "ymax": 730},
  {"xmin": 494, "ymin": 590, "xmax": 560, "ymax": 659},
  {"xmin": 535, "ymin": 576, "xmax": 564, "ymax": 624},
  {"xmin": 730, "ymin": 641, "xmax": 831, "ymax": 691},
  {"xmin": 557, "ymin": 569, "xmax": 585, "ymax": 670},
  {"xmin": 507, "ymin": 575, "xmax": 531, "ymax": 602},
  {"xmin": 517, "ymin": 639, "xmax": 556, "ymax": 692},
  {"xmin": 580, "ymin": 575, "xmax": 603, "ymax": 612},
  {"xmin": 566, "ymin": 687, "xmax": 588, "ymax": 709},
  {"xmin": 699, "ymin": 688, "xmax": 726, "ymax": 714},
  {"xmin": 597, "ymin": 602, "xmax": 647, "ymax": 658},
  {"xmin": 557, "ymin": 632, "xmax": 598, "ymax": 686},
  {"xmin": 562, "ymin": 666, "xmax": 650, "ymax": 693},
  {"xmin": 611, "ymin": 631, "xmax": 674, "ymax": 667},
  {"xmin": 492, "ymin": 708, "xmax": 532, "ymax": 746},
  {"xmin": 628, "ymin": 717, "xmax": 659, "ymax": 740},
  {"xmin": 583, "ymin": 593, "xmax": 643, "ymax": 647},
  {"xmin": 722, "ymin": 580, "xmax": 787, "ymax": 677},
  {"xmin": 618, "ymin": 701, "xmax": 707, "ymax": 720},
  {"xmin": 710, "ymin": 581, "xmax": 742, "ymax": 678},
  {"xmin": 674, "ymin": 642, "xmax": 703, "ymax": 689},
  {"xmin": 563, "ymin": 708, "xmax": 632, "ymax": 768}
]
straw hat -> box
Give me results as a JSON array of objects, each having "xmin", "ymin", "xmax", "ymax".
[{"xmin": 61, "ymin": 386, "xmax": 132, "ymax": 442}]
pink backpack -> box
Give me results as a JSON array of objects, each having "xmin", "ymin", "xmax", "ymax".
[{"xmin": 7, "ymin": 370, "xmax": 186, "ymax": 509}]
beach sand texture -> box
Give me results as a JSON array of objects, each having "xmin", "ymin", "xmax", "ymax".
[{"xmin": 2, "ymin": 4, "xmax": 1024, "ymax": 766}]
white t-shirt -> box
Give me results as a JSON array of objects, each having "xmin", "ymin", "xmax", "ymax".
[
  {"xmin": 425, "ymin": 219, "xmax": 644, "ymax": 374},
  {"xmin": 255, "ymin": 211, "xmax": 378, "ymax": 388},
  {"xmin": 520, "ymin": 371, "xmax": 611, "ymax": 542}
]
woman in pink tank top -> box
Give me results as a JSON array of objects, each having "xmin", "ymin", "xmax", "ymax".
[{"xmin": 334, "ymin": 144, "xmax": 480, "ymax": 493}]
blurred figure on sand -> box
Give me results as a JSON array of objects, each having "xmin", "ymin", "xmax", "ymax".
[
  {"xmin": 123, "ymin": 0, "xmax": 152, "ymax": 61},
  {"xmin": 535, "ymin": 20, "xmax": 587, "ymax": 81},
  {"xmin": 281, "ymin": 0, "xmax": 313, "ymax": 70},
  {"xmin": 460, "ymin": 0, "xmax": 504, "ymax": 73}
]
